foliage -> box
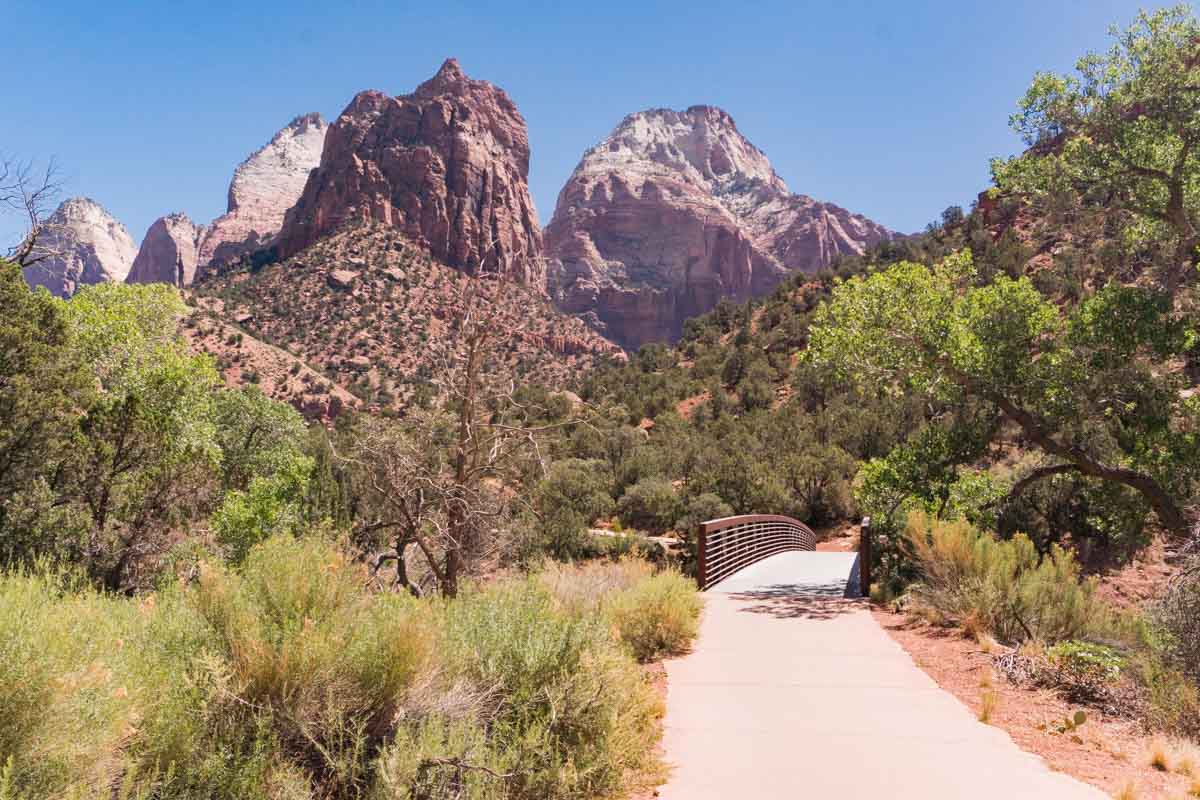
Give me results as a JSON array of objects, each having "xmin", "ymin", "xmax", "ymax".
[
  {"xmin": 904, "ymin": 513, "xmax": 1111, "ymax": 644},
  {"xmin": 617, "ymin": 477, "xmax": 681, "ymax": 535},
  {"xmin": 992, "ymin": 5, "xmax": 1200, "ymax": 291},
  {"xmin": 603, "ymin": 570, "xmax": 703, "ymax": 663},
  {"xmin": 809, "ymin": 251, "xmax": 1200, "ymax": 539},
  {"xmin": 0, "ymin": 260, "xmax": 90, "ymax": 556},
  {"xmin": 0, "ymin": 537, "xmax": 692, "ymax": 800},
  {"xmin": 1156, "ymin": 560, "xmax": 1200, "ymax": 681},
  {"xmin": 1046, "ymin": 640, "xmax": 1124, "ymax": 701}
]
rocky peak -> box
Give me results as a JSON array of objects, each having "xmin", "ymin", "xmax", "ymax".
[
  {"xmin": 127, "ymin": 212, "xmax": 206, "ymax": 287},
  {"xmin": 21, "ymin": 197, "xmax": 137, "ymax": 297},
  {"xmin": 592, "ymin": 106, "xmax": 785, "ymax": 198},
  {"xmin": 546, "ymin": 106, "xmax": 895, "ymax": 348},
  {"xmin": 197, "ymin": 112, "xmax": 329, "ymax": 272},
  {"xmin": 277, "ymin": 59, "xmax": 543, "ymax": 286}
]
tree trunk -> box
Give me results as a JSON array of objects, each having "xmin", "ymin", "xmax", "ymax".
[{"xmin": 991, "ymin": 394, "xmax": 1190, "ymax": 536}]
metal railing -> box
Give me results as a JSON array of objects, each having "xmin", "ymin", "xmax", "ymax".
[{"xmin": 696, "ymin": 514, "xmax": 817, "ymax": 590}]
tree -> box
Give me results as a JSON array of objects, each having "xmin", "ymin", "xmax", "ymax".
[
  {"xmin": 616, "ymin": 477, "xmax": 680, "ymax": 535},
  {"xmin": 0, "ymin": 259, "xmax": 91, "ymax": 563},
  {"xmin": 992, "ymin": 6, "xmax": 1200, "ymax": 294},
  {"xmin": 345, "ymin": 278, "xmax": 580, "ymax": 596},
  {"xmin": 61, "ymin": 283, "xmax": 222, "ymax": 589},
  {"xmin": 1, "ymin": 156, "xmax": 64, "ymax": 268},
  {"xmin": 808, "ymin": 251, "xmax": 1199, "ymax": 538}
]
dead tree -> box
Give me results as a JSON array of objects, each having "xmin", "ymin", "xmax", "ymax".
[
  {"xmin": 2, "ymin": 155, "xmax": 65, "ymax": 268},
  {"xmin": 344, "ymin": 274, "xmax": 585, "ymax": 597}
]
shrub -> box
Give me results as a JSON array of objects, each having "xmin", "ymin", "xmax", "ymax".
[
  {"xmin": 605, "ymin": 571, "xmax": 703, "ymax": 663},
  {"xmin": 617, "ymin": 478, "xmax": 681, "ymax": 535},
  {"xmin": 905, "ymin": 512, "xmax": 1111, "ymax": 643},
  {"xmin": 441, "ymin": 578, "xmax": 663, "ymax": 798},
  {"xmin": 0, "ymin": 539, "xmax": 684, "ymax": 800},
  {"xmin": 1045, "ymin": 640, "xmax": 1125, "ymax": 702},
  {"xmin": 1156, "ymin": 560, "xmax": 1200, "ymax": 680}
]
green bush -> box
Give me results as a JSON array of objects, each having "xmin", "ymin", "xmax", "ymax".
[
  {"xmin": 617, "ymin": 478, "xmax": 680, "ymax": 535},
  {"xmin": 905, "ymin": 512, "xmax": 1111, "ymax": 644}
]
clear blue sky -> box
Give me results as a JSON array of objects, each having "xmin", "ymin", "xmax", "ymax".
[{"xmin": 2, "ymin": 0, "xmax": 1167, "ymax": 248}]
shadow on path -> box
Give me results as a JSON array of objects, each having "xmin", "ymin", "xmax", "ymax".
[{"xmin": 728, "ymin": 589, "xmax": 867, "ymax": 620}]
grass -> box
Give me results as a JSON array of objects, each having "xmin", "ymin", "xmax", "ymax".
[
  {"xmin": 978, "ymin": 688, "xmax": 1000, "ymax": 724},
  {"xmin": 0, "ymin": 536, "xmax": 702, "ymax": 800},
  {"xmin": 542, "ymin": 559, "xmax": 704, "ymax": 663}
]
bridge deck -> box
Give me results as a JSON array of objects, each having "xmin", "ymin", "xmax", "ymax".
[{"xmin": 659, "ymin": 550, "xmax": 1105, "ymax": 799}]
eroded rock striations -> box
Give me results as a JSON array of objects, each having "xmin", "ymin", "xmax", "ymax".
[
  {"xmin": 545, "ymin": 106, "xmax": 895, "ymax": 347},
  {"xmin": 277, "ymin": 59, "xmax": 544, "ymax": 286},
  {"xmin": 198, "ymin": 112, "xmax": 329, "ymax": 272},
  {"xmin": 22, "ymin": 197, "xmax": 137, "ymax": 297},
  {"xmin": 128, "ymin": 113, "xmax": 328, "ymax": 287}
]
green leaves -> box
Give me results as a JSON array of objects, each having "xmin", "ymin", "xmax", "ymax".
[{"xmin": 994, "ymin": 5, "xmax": 1200, "ymax": 286}]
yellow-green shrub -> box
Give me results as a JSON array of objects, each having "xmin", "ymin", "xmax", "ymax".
[
  {"xmin": 905, "ymin": 512, "xmax": 1111, "ymax": 643},
  {"xmin": 605, "ymin": 571, "xmax": 703, "ymax": 663}
]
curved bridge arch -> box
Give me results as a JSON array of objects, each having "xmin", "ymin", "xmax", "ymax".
[{"xmin": 696, "ymin": 514, "xmax": 817, "ymax": 590}]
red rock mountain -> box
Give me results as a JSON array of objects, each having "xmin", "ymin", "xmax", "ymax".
[
  {"xmin": 126, "ymin": 213, "xmax": 206, "ymax": 287},
  {"xmin": 277, "ymin": 59, "xmax": 544, "ymax": 287},
  {"xmin": 545, "ymin": 106, "xmax": 895, "ymax": 347},
  {"xmin": 128, "ymin": 113, "xmax": 328, "ymax": 287}
]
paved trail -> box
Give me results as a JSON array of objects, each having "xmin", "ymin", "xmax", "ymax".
[{"xmin": 658, "ymin": 551, "xmax": 1107, "ymax": 800}]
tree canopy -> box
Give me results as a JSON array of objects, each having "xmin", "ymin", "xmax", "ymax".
[{"xmin": 992, "ymin": 5, "xmax": 1200, "ymax": 292}]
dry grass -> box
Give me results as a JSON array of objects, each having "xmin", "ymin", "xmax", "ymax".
[{"xmin": 979, "ymin": 688, "xmax": 1000, "ymax": 724}]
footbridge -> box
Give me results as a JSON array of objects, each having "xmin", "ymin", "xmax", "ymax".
[{"xmin": 657, "ymin": 514, "xmax": 1107, "ymax": 800}]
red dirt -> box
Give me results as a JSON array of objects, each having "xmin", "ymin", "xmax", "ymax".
[{"xmin": 873, "ymin": 608, "xmax": 1195, "ymax": 798}]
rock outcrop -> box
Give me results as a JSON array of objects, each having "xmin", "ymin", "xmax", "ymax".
[
  {"xmin": 545, "ymin": 106, "xmax": 895, "ymax": 347},
  {"xmin": 197, "ymin": 112, "xmax": 329, "ymax": 272},
  {"xmin": 126, "ymin": 213, "xmax": 206, "ymax": 286},
  {"xmin": 277, "ymin": 59, "xmax": 544, "ymax": 286},
  {"xmin": 127, "ymin": 114, "xmax": 328, "ymax": 287},
  {"xmin": 21, "ymin": 197, "xmax": 137, "ymax": 297}
]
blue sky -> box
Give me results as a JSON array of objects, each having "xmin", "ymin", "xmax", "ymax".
[{"xmin": 2, "ymin": 0, "xmax": 1166, "ymax": 248}]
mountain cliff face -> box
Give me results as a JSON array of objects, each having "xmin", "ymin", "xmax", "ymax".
[
  {"xmin": 128, "ymin": 114, "xmax": 328, "ymax": 287},
  {"xmin": 545, "ymin": 106, "xmax": 895, "ymax": 347},
  {"xmin": 277, "ymin": 59, "xmax": 544, "ymax": 287},
  {"xmin": 126, "ymin": 213, "xmax": 206, "ymax": 286},
  {"xmin": 22, "ymin": 197, "xmax": 137, "ymax": 297},
  {"xmin": 198, "ymin": 112, "xmax": 329, "ymax": 272}
]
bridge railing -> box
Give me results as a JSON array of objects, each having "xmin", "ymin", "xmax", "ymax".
[{"xmin": 696, "ymin": 514, "xmax": 817, "ymax": 590}]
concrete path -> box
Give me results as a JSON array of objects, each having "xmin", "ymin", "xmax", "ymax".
[{"xmin": 658, "ymin": 551, "xmax": 1107, "ymax": 800}]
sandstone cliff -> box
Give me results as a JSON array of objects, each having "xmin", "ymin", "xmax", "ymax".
[
  {"xmin": 128, "ymin": 114, "xmax": 327, "ymax": 287},
  {"xmin": 545, "ymin": 106, "xmax": 895, "ymax": 347},
  {"xmin": 198, "ymin": 112, "xmax": 329, "ymax": 272},
  {"xmin": 126, "ymin": 213, "xmax": 206, "ymax": 286},
  {"xmin": 21, "ymin": 197, "xmax": 137, "ymax": 297},
  {"xmin": 277, "ymin": 59, "xmax": 544, "ymax": 286}
]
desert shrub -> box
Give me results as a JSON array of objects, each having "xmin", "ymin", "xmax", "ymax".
[
  {"xmin": 604, "ymin": 571, "xmax": 703, "ymax": 663},
  {"xmin": 616, "ymin": 478, "xmax": 680, "ymax": 535},
  {"xmin": 1044, "ymin": 640, "xmax": 1125, "ymax": 702},
  {"xmin": 1155, "ymin": 561, "xmax": 1200, "ymax": 680},
  {"xmin": 905, "ymin": 512, "xmax": 1111, "ymax": 644},
  {"xmin": 440, "ymin": 578, "xmax": 662, "ymax": 799},
  {"xmin": 0, "ymin": 538, "xmax": 682, "ymax": 800}
]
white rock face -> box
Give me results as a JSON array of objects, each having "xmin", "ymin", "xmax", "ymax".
[
  {"xmin": 21, "ymin": 197, "xmax": 137, "ymax": 297},
  {"xmin": 126, "ymin": 113, "xmax": 329, "ymax": 287},
  {"xmin": 545, "ymin": 106, "xmax": 895, "ymax": 346},
  {"xmin": 197, "ymin": 113, "xmax": 329, "ymax": 271},
  {"xmin": 126, "ymin": 213, "xmax": 207, "ymax": 286}
]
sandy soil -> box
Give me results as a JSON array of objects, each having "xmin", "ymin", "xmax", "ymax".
[{"xmin": 873, "ymin": 608, "xmax": 1197, "ymax": 798}]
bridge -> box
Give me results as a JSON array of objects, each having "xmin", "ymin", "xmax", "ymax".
[{"xmin": 656, "ymin": 514, "xmax": 1107, "ymax": 800}]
